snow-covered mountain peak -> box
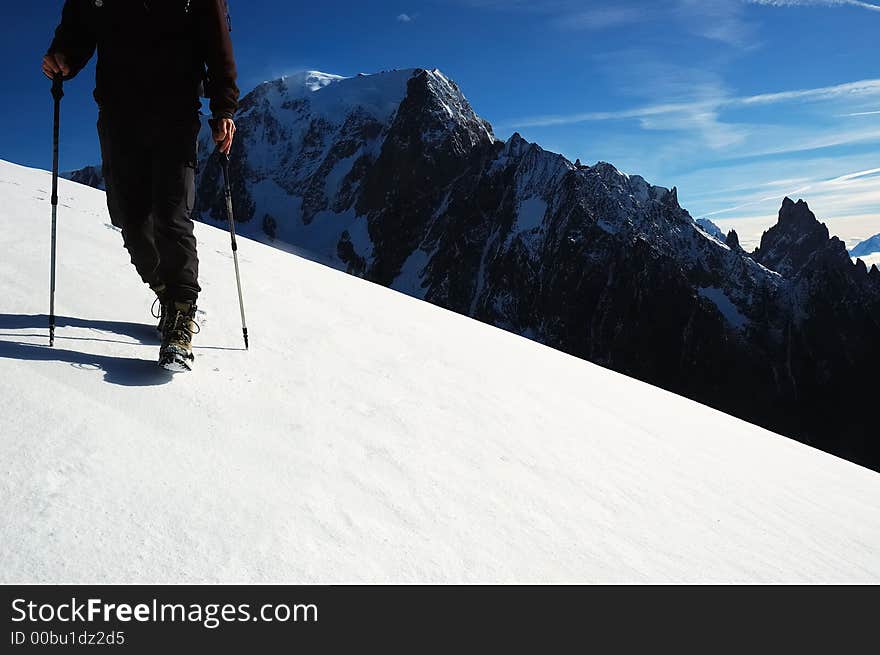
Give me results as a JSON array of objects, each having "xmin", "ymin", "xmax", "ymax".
[
  {"xmin": 417, "ymin": 68, "xmax": 496, "ymax": 144},
  {"xmin": 501, "ymin": 132, "xmax": 540, "ymax": 158},
  {"xmin": 850, "ymin": 233, "xmax": 880, "ymax": 270},
  {"xmin": 850, "ymin": 232, "xmax": 880, "ymax": 258},
  {"xmin": 279, "ymin": 70, "xmax": 346, "ymax": 94},
  {"xmin": 587, "ymin": 161, "xmax": 671, "ymax": 205},
  {"xmin": 192, "ymin": 67, "xmax": 502, "ymax": 254},
  {"xmin": 697, "ymin": 218, "xmax": 728, "ymax": 241},
  {"xmin": 239, "ymin": 68, "xmax": 418, "ymax": 126},
  {"xmin": 239, "ymin": 67, "xmax": 491, "ymax": 140},
  {"xmin": 493, "ymin": 134, "xmax": 574, "ymax": 202}
]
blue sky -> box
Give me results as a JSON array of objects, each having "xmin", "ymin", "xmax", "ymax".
[{"xmin": 3, "ymin": 1, "xmax": 879, "ymax": 237}]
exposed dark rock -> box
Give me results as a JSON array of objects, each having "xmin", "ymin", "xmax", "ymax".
[
  {"xmin": 262, "ymin": 214, "xmax": 277, "ymax": 241},
  {"xmin": 63, "ymin": 165, "xmax": 104, "ymax": 190},
  {"xmin": 337, "ymin": 230, "xmax": 367, "ymax": 276},
  {"xmin": 753, "ymin": 197, "xmax": 851, "ymax": 277},
  {"xmin": 725, "ymin": 230, "xmax": 740, "ymax": 250}
]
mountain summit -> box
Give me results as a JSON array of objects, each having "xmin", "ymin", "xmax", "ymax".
[
  {"xmin": 753, "ymin": 197, "xmax": 852, "ymax": 277},
  {"xmin": 193, "ymin": 68, "xmax": 494, "ymax": 253},
  {"xmin": 69, "ymin": 68, "xmax": 880, "ymax": 470}
]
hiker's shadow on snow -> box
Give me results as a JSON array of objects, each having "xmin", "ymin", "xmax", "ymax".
[
  {"xmin": 0, "ymin": 314, "xmax": 160, "ymax": 345},
  {"xmin": 0, "ymin": 339, "xmax": 172, "ymax": 387},
  {"xmin": 0, "ymin": 314, "xmax": 170, "ymax": 387}
]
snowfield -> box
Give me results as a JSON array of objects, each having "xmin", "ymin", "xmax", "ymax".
[{"xmin": 1, "ymin": 158, "xmax": 879, "ymax": 584}]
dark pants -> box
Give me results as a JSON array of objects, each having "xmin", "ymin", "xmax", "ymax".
[{"xmin": 98, "ymin": 111, "xmax": 202, "ymax": 302}]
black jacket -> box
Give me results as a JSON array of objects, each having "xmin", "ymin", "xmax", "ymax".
[{"xmin": 48, "ymin": 0, "xmax": 239, "ymax": 119}]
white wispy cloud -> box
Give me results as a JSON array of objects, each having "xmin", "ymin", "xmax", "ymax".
[
  {"xmin": 551, "ymin": 6, "xmax": 644, "ymax": 31},
  {"xmin": 746, "ymin": 0, "xmax": 880, "ymax": 12},
  {"xmin": 826, "ymin": 167, "xmax": 880, "ymax": 183},
  {"xmin": 458, "ymin": 0, "xmax": 880, "ymax": 45},
  {"xmin": 677, "ymin": 0, "xmax": 759, "ymax": 46},
  {"xmin": 721, "ymin": 126, "xmax": 880, "ymax": 159},
  {"xmin": 736, "ymin": 79, "xmax": 880, "ymax": 105},
  {"xmin": 500, "ymin": 78, "xmax": 880, "ymax": 128},
  {"xmin": 684, "ymin": 177, "xmax": 812, "ymax": 200},
  {"xmin": 459, "ymin": 1, "xmax": 761, "ymax": 44},
  {"xmin": 459, "ymin": 0, "xmax": 646, "ymax": 26},
  {"xmin": 397, "ymin": 13, "xmax": 414, "ymax": 23},
  {"xmin": 703, "ymin": 167, "xmax": 880, "ymax": 218}
]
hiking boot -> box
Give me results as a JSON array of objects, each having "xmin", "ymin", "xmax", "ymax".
[
  {"xmin": 158, "ymin": 300, "xmax": 200, "ymax": 372},
  {"xmin": 150, "ymin": 284, "xmax": 169, "ymax": 336}
]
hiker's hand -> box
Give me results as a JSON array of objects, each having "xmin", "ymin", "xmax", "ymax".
[
  {"xmin": 212, "ymin": 118, "xmax": 236, "ymax": 155},
  {"xmin": 42, "ymin": 52, "xmax": 70, "ymax": 79}
]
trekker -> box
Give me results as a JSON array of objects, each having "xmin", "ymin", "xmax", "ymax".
[{"xmin": 42, "ymin": 0, "xmax": 240, "ymax": 371}]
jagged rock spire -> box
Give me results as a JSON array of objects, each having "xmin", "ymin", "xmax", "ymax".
[{"xmin": 753, "ymin": 197, "xmax": 849, "ymax": 277}]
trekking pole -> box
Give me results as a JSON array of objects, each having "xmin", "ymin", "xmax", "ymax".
[
  {"xmin": 219, "ymin": 150, "xmax": 249, "ymax": 349},
  {"xmin": 49, "ymin": 73, "xmax": 64, "ymax": 347}
]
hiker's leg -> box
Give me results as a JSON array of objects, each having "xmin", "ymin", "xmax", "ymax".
[
  {"xmin": 152, "ymin": 115, "xmax": 201, "ymax": 303},
  {"xmin": 98, "ymin": 111, "xmax": 160, "ymax": 287}
]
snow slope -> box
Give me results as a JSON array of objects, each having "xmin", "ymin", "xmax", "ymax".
[{"xmin": 1, "ymin": 159, "xmax": 879, "ymax": 584}]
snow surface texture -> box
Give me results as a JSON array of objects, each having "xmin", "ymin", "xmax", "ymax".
[{"xmin": 1, "ymin": 159, "xmax": 879, "ymax": 584}]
